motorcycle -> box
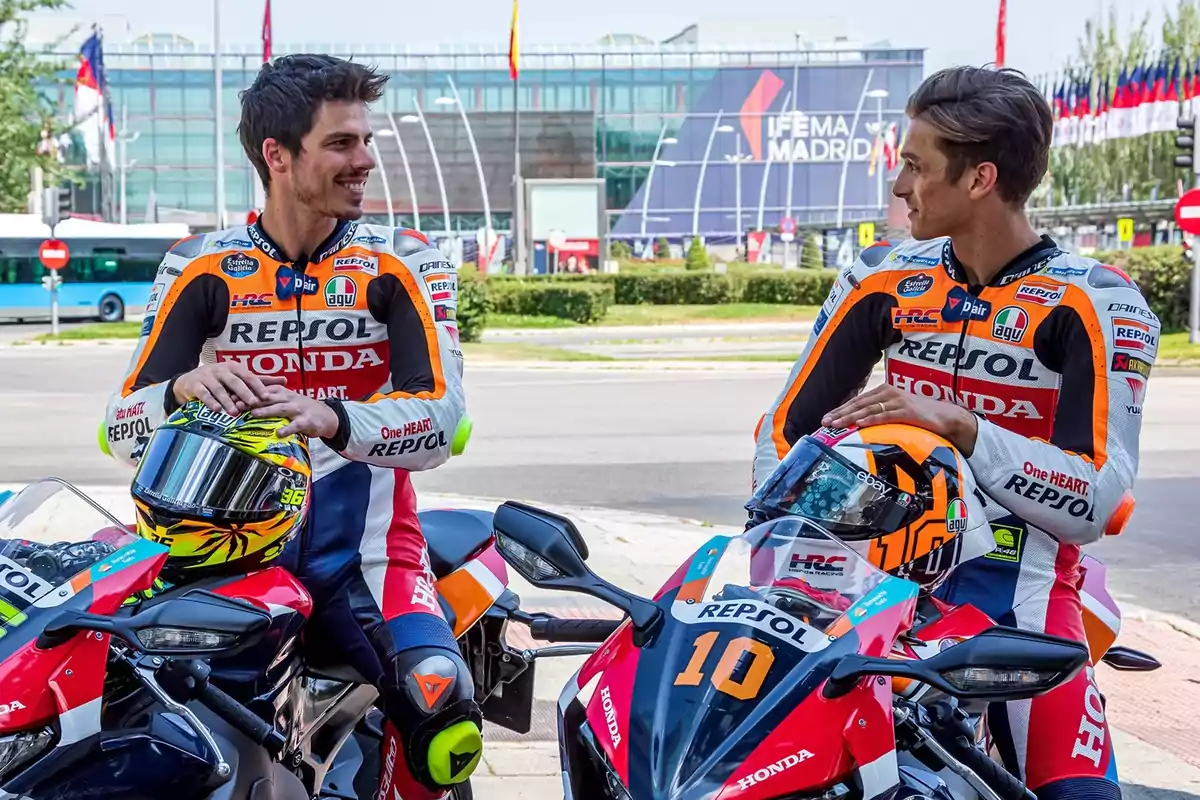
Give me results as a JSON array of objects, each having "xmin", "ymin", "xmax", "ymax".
[
  {"xmin": 0, "ymin": 477, "xmax": 546, "ymax": 800},
  {"xmin": 485, "ymin": 500, "xmax": 1162, "ymax": 800}
]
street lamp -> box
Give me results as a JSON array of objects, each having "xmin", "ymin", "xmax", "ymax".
[
  {"xmin": 640, "ymin": 123, "xmax": 677, "ymax": 238},
  {"xmin": 118, "ymin": 103, "xmax": 139, "ymax": 226},
  {"xmin": 445, "ymin": 75, "xmax": 494, "ymax": 250},
  {"xmin": 401, "ymin": 105, "xmax": 451, "ymax": 236},
  {"xmin": 836, "ymin": 68, "xmax": 877, "ymax": 229},
  {"xmin": 367, "ymin": 137, "xmax": 395, "ymax": 228},
  {"xmin": 377, "ymin": 121, "xmax": 420, "ymax": 231},
  {"xmin": 722, "ymin": 127, "xmax": 751, "ymax": 251},
  {"xmin": 865, "ymin": 89, "xmax": 890, "ymax": 212},
  {"xmin": 693, "ymin": 110, "xmax": 726, "ymax": 238}
]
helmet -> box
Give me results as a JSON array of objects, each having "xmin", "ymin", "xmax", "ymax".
[
  {"xmin": 131, "ymin": 400, "xmax": 312, "ymax": 580},
  {"xmin": 746, "ymin": 424, "xmax": 992, "ymax": 591}
]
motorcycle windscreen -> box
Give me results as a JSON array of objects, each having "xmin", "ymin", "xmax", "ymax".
[
  {"xmin": 587, "ymin": 518, "xmax": 898, "ymax": 799},
  {"xmin": 0, "ymin": 479, "xmax": 145, "ymax": 642}
]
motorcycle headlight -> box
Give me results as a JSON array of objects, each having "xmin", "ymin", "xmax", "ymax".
[{"xmin": 0, "ymin": 727, "xmax": 54, "ymax": 781}]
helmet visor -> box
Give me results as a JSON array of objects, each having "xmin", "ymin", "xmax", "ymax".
[
  {"xmin": 132, "ymin": 428, "xmax": 293, "ymax": 523},
  {"xmin": 748, "ymin": 437, "xmax": 916, "ymax": 540}
]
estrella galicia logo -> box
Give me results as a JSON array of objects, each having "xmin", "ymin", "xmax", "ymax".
[
  {"xmin": 220, "ymin": 253, "xmax": 260, "ymax": 279},
  {"xmin": 213, "ymin": 238, "xmax": 253, "ymax": 249},
  {"xmin": 896, "ymin": 273, "xmax": 934, "ymax": 298},
  {"xmin": 275, "ymin": 266, "xmax": 319, "ymax": 300},
  {"xmin": 353, "ymin": 235, "xmax": 388, "ymax": 245},
  {"xmin": 941, "ymin": 285, "xmax": 992, "ymax": 323},
  {"xmin": 140, "ymin": 315, "xmax": 155, "ymax": 336}
]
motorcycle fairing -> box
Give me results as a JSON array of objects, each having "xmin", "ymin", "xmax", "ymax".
[{"xmin": 563, "ymin": 527, "xmax": 923, "ymax": 799}]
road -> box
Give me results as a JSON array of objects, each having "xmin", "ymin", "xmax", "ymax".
[{"xmin": 1, "ymin": 343, "xmax": 1198, "ymax": 623}]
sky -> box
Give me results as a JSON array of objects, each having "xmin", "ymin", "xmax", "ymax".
[{"xmin": 41, "ymin": 0, "xmax": 1178, "ymax": 82}]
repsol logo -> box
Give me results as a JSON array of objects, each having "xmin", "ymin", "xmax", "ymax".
[
  {"xmin": 896, "ymin": 340, "xmax": 1039, "ymax": 381},
  {"xmin": 1003, "ymin": 475, "xmax": 1093, "ymax": 519},
  {"xmin": 696, "ymin": 600, "xmax": 814, "ymax": 647},
  {"xmin": 367, "ymin": 431, "xmax": 446, "ymax": 458},
  {"xmin": 109, "ymin": 418, "xmax": 153, "ymax": 443},
  {"xmin": 229, "ymin": 317, "xmax": 370, "ymax": 344}
]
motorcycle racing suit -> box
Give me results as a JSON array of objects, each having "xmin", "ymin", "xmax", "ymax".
[
  {"xmin": 753, "ymin": 235, "xmax": 1157, "ymax": 800},
  {"xmin": 102, "ymin": 219, "xmax": 479, "ymax": 798}
]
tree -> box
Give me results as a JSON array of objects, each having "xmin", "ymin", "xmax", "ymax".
[
  {"xmin": 0, "ymin": 0, "xmax": 74, "ymax": 214},
  {"xmin": 800, "ymin": 233, "xmax": 824, "ymax": 269},
  {"xmin": 654, "ymin": 237, "xmax": 671, "ymax": 259},
  {"xmin": 685, "ymin": 236, "xmax": 711, "ymax": 270}
]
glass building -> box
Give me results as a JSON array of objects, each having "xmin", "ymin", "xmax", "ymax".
[{"xmin": 43, "ymin": 37, "xmax": 923, "ymax": 241}]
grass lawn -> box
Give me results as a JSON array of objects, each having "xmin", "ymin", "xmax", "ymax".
[
  {"xmin": 461, "ymin": 342, "xmax": 612, "ymax": 361},
  {"xmin": 32, "ymin": 322, "xmax": 141, "ymax": 341},
  {"xmin": 1155, "ymin": 332, "xmax": 1200, "ymax": 364},
  {"xmin": 489, "ymin": 303, "xmax": 820, "ymax": 329}
]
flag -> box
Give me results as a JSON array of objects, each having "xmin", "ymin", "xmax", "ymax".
[
  {"xmin": 1094, "ymin": 74, "xmax": 1109, "ymax": 145},
  {"xmin": 1191, "ymin": 57, "xmax": 1200, "ymax": 117},
  {"xmin": 262, "ymin": 0, "xmax": 272, "ymax": 63},
  {"xmin": 507, "ymin": 0, "xmax": 519, "ymax": 80},
  {"xmin": 74, "ymin": 29, "xmax": 115, "ymax": 167},
  {"xmin": 1052, "ymin": 78, "xmax": 1067, "ymax": 146},
  {"xmin": 1153, "ymin": 58, "xmax": 1180, "ymax": 133},
  {"xmin": 1129, "ymin": 62, "xmax": 1149, "ymax": 137},
  {"xmin": 1074, "ymin": 73, "xmax": 1091, "ymax": 146},
  {"xmin": 1110, "ymin": 64, "xmax": 1130, "ymax": 139},
  {"xmin": 995, "ymin": 0, "xmax": 1006, "ymax": 68},
  {"xmin": 883, "ymin": 121, "xmax": 899, "ymax": 170}
]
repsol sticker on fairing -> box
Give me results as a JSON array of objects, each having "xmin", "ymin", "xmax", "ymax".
[{"xmin": 671, "ymin": 598, "xmax": 832, "ymax": 652}]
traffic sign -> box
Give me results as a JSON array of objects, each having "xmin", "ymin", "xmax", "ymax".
[
  {"xmin": 38, "ymin": 239, "xmax": 69, "ymax": 271},
  {"xmin": 858, "ymin": 222, "xmax": 876, "ymax": 248},
  {"xmin": 1175, "ymin": 189, "xmax": 1200, "ymax": 235},
  {"xmin": 1117, "ymin": 217, "xmax": 1134, "ymax": 242},
  {"xmin": 779, "ymin": 217, "xmax": 796, "ymax": 234}
]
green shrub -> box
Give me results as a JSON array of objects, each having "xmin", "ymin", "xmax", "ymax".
[
  {"xmin": 655, "ymin": 237, "xmax": 671, "ymax": 259},
  {"xmin": 456, "ymin": 267, "xmax": 488, "ymax": 343},
  {"xmin": 685, "ymin": 237, "xmax": 711, "ymax": 271},
  {"xmin": 611, "ymin": 272, "xmax": 737, "ymax": 305},
  {"xmin": 486, "ymin": 280, "xmax": 614, "ymax": 324},
  {"xmin": 740, "ymin": 270, "xmax": 837, "ymax": 305},
  {"xmin": 1092, "ymin": 245, "xmax": 1188, "ymax": 332},
  {"xmin": 609, "ymin": 240, "xmax": 632, "ymax": 260}
]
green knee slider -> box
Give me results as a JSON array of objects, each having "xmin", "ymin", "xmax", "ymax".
[{"xmin": 426, "ymin": 719, "xmax": 483, "ymax": 785}]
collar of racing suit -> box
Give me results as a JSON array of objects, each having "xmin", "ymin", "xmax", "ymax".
[
  {"xmin": 247, "ymin": 216, "xmax": 359, "ymax": 264},
  {"xmin": 940, "ymin": 234, "xmax": 1062, "ymax": 289}
]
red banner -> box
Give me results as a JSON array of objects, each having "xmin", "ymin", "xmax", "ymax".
[
  {"xmin": 747, "ymin": 231, "xmax": 769, "ymax": 264},
  {"xmin": 262, "ymin": 0, "xmax": 272, "ymax": 63}
]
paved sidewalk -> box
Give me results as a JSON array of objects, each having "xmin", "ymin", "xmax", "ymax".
[{"xmin": 11, "ymin": 485, "xmax": 1200, "ymax": 797}]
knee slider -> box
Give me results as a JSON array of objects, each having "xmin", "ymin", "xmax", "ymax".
[{"xmin": 384, "ymin": 646, "xmax": 483, "ymax": 790}]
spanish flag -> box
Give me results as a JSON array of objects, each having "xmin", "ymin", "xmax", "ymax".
[{"xmin": 508, "ymin": 0, "xmax": 519, "ymax": 80}]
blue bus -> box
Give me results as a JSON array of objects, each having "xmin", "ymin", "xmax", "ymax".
[{"xmin": 0, "ymin": 217, "xmax": 192, "ymax": 323}]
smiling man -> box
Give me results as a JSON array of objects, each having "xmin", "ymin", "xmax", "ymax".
[
  {"xmin": 752, "ymin": 66, "xmax": 1158, "ymax": 799},
  {"xmin": 102, "ymin": 55, "xmax": 479, "ymax": 799}
]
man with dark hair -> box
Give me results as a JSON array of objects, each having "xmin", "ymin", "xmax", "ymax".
[
  {"xmin": 753, "ymin": 66, "xmax": 1155, "ymax": 799},
  {"xmin": 103, "ymin": 54, "xmax": 480, "ymax": 799}
]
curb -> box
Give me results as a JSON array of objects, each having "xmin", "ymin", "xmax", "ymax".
[{"xmin": 1122, "ymin": 603, "xmax": 1200, "ymax": 640}]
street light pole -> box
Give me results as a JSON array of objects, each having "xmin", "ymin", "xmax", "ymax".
[
  {"xmin": 410, "ymin": 105, "xmax": 451, "ymax": 237},
  {"xmin": 836, "ymin": 70, "xmax": 876, "ymax": 230},
  {"xmin": 213, "ymin": 0, "xmax": 226, "ymax": 230},
  {"xmin": 118, "ymin": 103, "xmax": 140, "ymax": 226},
  {"xmin": 865, "ymin": 89, "xmax": 889, "ymax": 213},
  {"xmin": 641, "ymin": 123, "xmax": 676, "ymax": 239},
  {"xmin": 384, "ymin": 114, "xmax": 420, "ymax": 230},
  {"xmin": 368, "ymin": 138, "xmax": 394, "ymax": 228},
  {"xmin": 446, "ymin": 75, "xmax": 493, "ymax": 256},
  {"xmin": 693, "ymin": 110, "xmax": 725, "ymax": 238}
]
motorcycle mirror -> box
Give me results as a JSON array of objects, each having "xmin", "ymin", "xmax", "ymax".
[
  {"xmin": 823, "ymin": 626, "xmax": 1090, "ymax": 703},
  {"xmin": 1101, "ymin": 645, "xmax": 1162, "ymax": 672},
  {"xmin": 39, "ymin": 589, "xmax": 271, "ymax": 657},
  {"xmin": 493, "ymin": 501, "xmax": 661, "ymax": 646}
]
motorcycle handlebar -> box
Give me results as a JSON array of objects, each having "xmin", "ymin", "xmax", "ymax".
[
  {"xmin": 529, "ymin": 617, "xmax": 621, "ymax": 642},
  {"xmin": 940, "ymin": 731, "xmax": 1034, "ymax": 800},
  {"xmin": 196, "ymin": 679, "xmax": 287, "ymax": 758}
]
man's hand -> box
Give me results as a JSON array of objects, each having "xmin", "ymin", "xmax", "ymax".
[
  {"xmin": 822, "ymin": 384, "xmax": 980, "ymax": 455},
  {"xmin": 250, "ymin": 386, "xmax": 340, "ymax": 439},
  {"xmin": 173, "ymin": 362, "xmax": 287, "ymax": 416}
]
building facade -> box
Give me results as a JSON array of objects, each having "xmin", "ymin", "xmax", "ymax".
[{"xmin": 44, "ymin": 38, "xmax": 923, "ymax": 243}]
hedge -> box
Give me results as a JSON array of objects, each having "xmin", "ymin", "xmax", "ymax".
[
  {"xmin": 456, "ymin": 271, "xmax": 488, "ymax": 343},
  {"xmin": 486, "ymin": 280, "xmax": 614, "ymax": 324},
  {"xmin": 1092, "ymin": 245, "xmax": 1188, "ymax": 333},
  {"xmin": 740, "ymin": 271, "xmax": 837, "ymax": 305}
]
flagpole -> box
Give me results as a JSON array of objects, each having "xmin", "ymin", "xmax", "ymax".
[
  {"xmin": 510, "ymin": 0, "xmax": 525, "ymax": 274},
  {"xmin": 214, "ymin": 0, "xmax": 226, "ymax": 230}
]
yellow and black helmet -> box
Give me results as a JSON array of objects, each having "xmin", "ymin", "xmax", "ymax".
[{"xmin": 131, "ymin": 400, "xmax": 312, "ymax": 580}]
